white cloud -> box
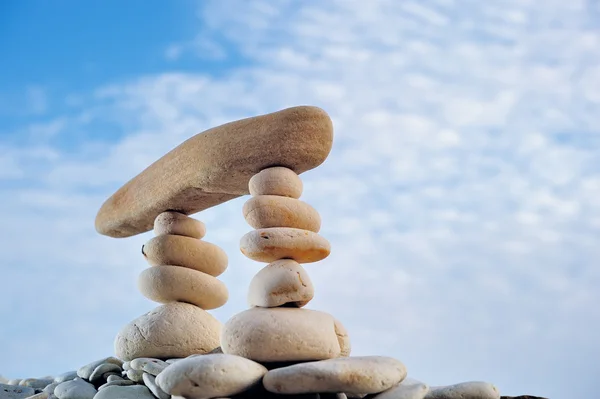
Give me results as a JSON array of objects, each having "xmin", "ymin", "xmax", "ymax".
[{"xmin": 0, "ymin": 1, "xmax": 599, "ymax": 398}]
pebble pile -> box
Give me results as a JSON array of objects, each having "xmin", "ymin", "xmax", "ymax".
[{"xmin": 2, "ymin": 107, "xmax": 539, "ymax": 399}]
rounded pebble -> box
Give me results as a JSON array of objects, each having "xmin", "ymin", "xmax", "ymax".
[
  {"xmin": 249, "ymin": 167, "xmax": 303, "ymax": 198},
  {"xmin": 154, "ymin": 211, "xmax": 206, "ymax": 239},
  {"xmin": 126, "ymin": 369, "xmax": 144, "ymax": 383},
  {"xmin": 105, "ymin": 375, "xmax": 123, "ymax": 383},
  {"xmin": 243, "ymin": 196, "xmax": 321, "ymax": 232},
  {"xmin": 263, "ymin": 356, "xmax": 407, "ymax": 395},
  {"xmin": 142, "ymin": 373, "xmax": 170, "ymax": 399},
  {"xmin": 248, "ymin": 259, "xmax": 314, "ymax": 307},
  {"xmin": 98, "ymin": 380, "xmax": 136, "ymax": 390},
  {"xmin": 52, "ymin": 372, "xmax": 77, "ymax": 385},
  {"xmin": 142, "ymin": 235, "xmax": 228, "ymax": 277},
  {"xmin": 89, "ymin": 364, "xmax": 121, "ymax": 383},
  {"xmin": 54, "ymin": 379, "xmax": 97, "ymax": 399},
  {"xmin": 77, "ymin": 358, "xmax": 122, "ymax": 380},
  {"xmin": 43, "ymin": 383, "xmax": 59, "ymax": 395},
  {"xmin": 115, "ymin": 302, "xmax": 221, "ymax": 361},
  {"xmin": 222, "ymin": 307, "xmax": 350, "ymax": 362},
  {"xmin": 373, "ymin": 379, "xmax": 429, "ymax": 399},
  {"xmin": 0, "ymin": 383, "xmax": 35, "ymax": 398},
  {"xmin": 20, "ymin": 379, "xmax": 53, "ymax": 389},
  {"xmin": 240, "ymin": 228, "xmax": 331, "ymax": 263},
  {"xmin": 426, "ymin": 382, "xmax": 500, "ymax": 399},
  {"xmin": 94, "ymin": 385, "xmax": 156, "ymax": 399},
  {"xmin": 138, "ymin": 266, "xmax": 228, "ymax": 310},
  {"xmin": 155, "ymin": 354, "xmax": 267, "ymax": 399}
]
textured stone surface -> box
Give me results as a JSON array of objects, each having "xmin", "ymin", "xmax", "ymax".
[
  {"xmin": 222, "ymin": 307, "xmax": 350, "ymax": 362},
  {"xmin": 54, "ymin": 379, "xmax": 97, "ymax": 399},
  {"xmin": 153, "ymin": 211, "xmax": 206, "ymax": 239},
  {"xmin": 249, "ymin": 167, "xmax": 303, "ymax": 198},
  {"xmin": 426, "ymin": 382, "xmax": 500, "ymax": 399},
  {"xmin": 114, "ymin": 302, "xmax": 221, "ymax": 361},
  {"xmin": 0, "ymin": 383, "xmax": 35, "ymax": 399},
  {"xmin": 138, "ymin": 265, "xmax": 228, "ymax": 309},
  {"xmin": 240, "ymin": 228, "xmax": 331, "ymax": 263},
  {"xmin": 248, "ymin": 260, "xmax": 314, "ymax": 308},
  {"xmin": 263, "ymin": 356, "xmax": 406, "ymax": 395},
  {"xmin": 243, "ymin": 196, "xmax": 321, "ymax": 232},
  {"xmin": 96, "ymin": 106, "xmax": 333, "ymax": 238},
  {"xmin": 142, "ymin": 235, "xmax": 228, "ymax": 277}
]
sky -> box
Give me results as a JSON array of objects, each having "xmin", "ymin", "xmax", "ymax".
[{"xmin": 0, "ymin": 0, "xmax": 599, "ymax": 398}]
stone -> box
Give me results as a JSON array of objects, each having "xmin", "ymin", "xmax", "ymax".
[
  {"xmin": 105, "ymin": 376, "xmax": 123, "ymax": 383},
  {"xmin": 240, "ymin": 228, "xmax": 331, "ymax": 263},
  {"xmin": 94, "ymin": 385, "xmax": 155, "ymax": 399},
  {"xmin": 43, "ymin": 383, "xmax": 59, "ymax": 395},
  {"xmin": 243, "ymin": 196, "xmax": 321, "ymax": 232},
  {"xmin": 125, "ymin": 370, "xmax": 144, "ymax": 383},
  {"xmin": 247, "ymin": 260, "xmax": 314, "ymax": 308},
  {"xmin": 263, "ymin": 356, "xmax": 406, "ymax": 395},
  {"xmin": 96, "ymin": 106, "xmax": 334, "ymax": 238},
  {"xmin": 6, "ymin": 381, "xmax": 20, "ymax": 386},
  {"xmin": 115, "ymin": 302, "xmax": 221, "ymax": 361},
  {"xmin": 52, "ymin": 373, "xmax": 77, "ymax": 385},
  {"xmin": 142, "ymin": 235, "xmax": 228, "ymax": 277},
  {"xmin": 142, "ymin": 374, "xmax": 169, "ymax": 399},
  {"xmin": 98, "ymin": 380, "xmax": 136, "ymax": 390},
  {"xmin": 153, "ymin": 211, "xmax": 206, "ymax": 239},
  {"xmin": 373, "ymin": 379, "xmax": 429, "ymax": 399},
  {"xmin": 249, "ymin": 167, "xmax": 304, "ymax": 199},
  {"xmin": 221, "ymin": 307, "xmax": 350, "ymax": 362},
  {"xmin": 129, "ymin": 359, "xmax": 168, "ymax": 376},
  {"xmin": 155, "ymin": 354, "xmax": 267, "ymax": 399},
  {"xmin": 122, "ymin": 362, "xmax": 131, "ymax": 371},
  {"xmin": 24, "ymin": 393, "xmax": 48, "ymax": 399},
  {"xmin": 77, "ymin": 358, "xmax": 122, "ymax": 380},
  {"xmin": 19, "ymin": 380, "xmax": 53, "ymax": 389},
  {"xmin": 89, "ymin": 364, "xmax": 122, "ymax": 383},
  {"xmin": 54, "ymin": 379, "xmax": 97, "ymax": 399},
  {"xmin": 0, "ymin": 377, "xmax": 8, "ymax": 385},
  {"xmin": 138, "ymin": 265, "xmax": 228, "ymax": 310},
  {"xmin": 426, "ymin": 382, "xmax": 500, "ymax": 399},
  {"xmin": 0, "ymin": 383, "xmax": 35, "ymax": 399}
]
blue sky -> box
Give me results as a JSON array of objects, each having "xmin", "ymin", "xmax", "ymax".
[{"xmin": 1, "ymin": 1, "xmax": 599, "ymax": 398}]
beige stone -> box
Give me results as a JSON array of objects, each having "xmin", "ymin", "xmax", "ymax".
[
  {"xmin": 138, "ymin": 266, "xmax": 228, "ymax": 310},
  {"xmin": 221, "ymin": 307, "xmax": 350, "ymax": 362},
  {"xmin": 96, "ymin": 106, "xmax": 333, "ymax": 238},
  {"xmin": 426, "ymin": 382, "xmax": 500, "ymax": 399},
  {"xmin": 247, "ymin": 260, "xmax": 314, "ymax": 308},
  {"xmin": 142, "ymin": 235, "xmax": 228, "ymax": 277},
  {"xmin": 243, "ymin": 196, "xmax": 321, "ymax": 232},
  {"xmin": 153, "ymin": 212, "xmax": 206, "ymax": 239},
  {"xmin": 114, "ymin": 302, "xmax": 221, "ymax": 361},
  {"xmin": 240, "ymin": 228, "xmax": 330, "ymax": 263},
  {"xmin": 155, "ymin": 354, "xmax": 267, "ymax": 399},
  {"xmin": 373, "ymin": 379, "xmax": 429, "ymax": 399},
  {"xmin": 334, "ymin": 318, "xmax": 351, "ymax": 357},
  {"xmin": 263, "ymin": 356, "xmax": 407, "ymax": 395},
  {"xmin": 249, "ymin": 167, "xmax": 303, "ymax": 198}
]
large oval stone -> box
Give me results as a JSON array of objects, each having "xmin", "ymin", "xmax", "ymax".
[
  {"xmin": 221, "ymin": 307, "xmax": 350, "ymax": 362},
  {"xmin": 240, "ymin": 228, "xmax": 330, "ymax": 263},
  {"xmin": 243, "ymin": 196, "xmax": 321, "ymax": 232},
  {"xmin": 115, "ymin": 302, "xmax": 221, "ymax": 361}
]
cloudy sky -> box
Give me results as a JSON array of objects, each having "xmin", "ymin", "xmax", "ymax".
[{"xmin": 1, "ymin": 0, "xmax": 599, "ymax": 398}]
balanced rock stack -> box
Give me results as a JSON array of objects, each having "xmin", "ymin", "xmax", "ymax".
[
  {"xmin": 219, "ymin": 166, "xmax": 351, "ymax": 363},
  {"xmin": 114, "ymin": 211, "xmax": 227, "ymax": 361}
]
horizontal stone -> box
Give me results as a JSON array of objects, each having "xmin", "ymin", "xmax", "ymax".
[
  {"xmin": 114, "ymin": 302, "xmax": 221, "ymax": 361},
  {"xmin": 249, "ymin": 167, "xmax": 303, "ymax": 198},
  {"xmin": 248, "ymin": 259, "xmax": 314, "ymax": 308},
  {"xmin": 94, "ymin": 385, "xmax": 155, "ymax": 399},
  {"xmin": 373, "ymin": 378, "xmax": 429, "ymax": 399},
  {"xmin": 153, "ymin": 211, "xmax": 206, "ymax": 239},
  {"xmin": 138, "ymin": 265, "xmax": 228, "ymax": 310},
  {"xmin": 0, "ymin": 383, "xmax": 35, "ymax": 399},
  {"xmin": 426, "ymin": 382, "xmax": 500, "ymax": 399},
  {"xmin": 142, "ymin": 235, "xmax": 228, "ymax": 277},
  {"xmin": 96, "ymin": 106, "xmax": 333, "ymax": 238},
  {"xmin": 240, "ymin": 228, "xmax": 331, "ymax": 263},
  {"xmin": 243, "ymin": 196, "xmax": 321, "ymax": 232}
]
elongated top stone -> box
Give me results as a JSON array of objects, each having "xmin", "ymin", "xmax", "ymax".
[{"xmin": 95, "ymin": 106, "xmax": 334, "ymax": 238}]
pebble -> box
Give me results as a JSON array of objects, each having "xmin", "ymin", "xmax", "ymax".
[
  {"xmin": 129, "ymin": 359, "xmax": 168, "ymax": 376},
  {"xmin": 263, "ymin": 356, "xmax": 406, "ymax": 395},
  {"xmin": 24, "ymin": 393, "xmax": 48, "ymax": 399},
  {"xmin": 0, "ymin": 383, "xmax": 35, "ymax": 399},
  {"xmin": 89, "ymin": 364, "xmax": 122, "ymax": 383},
  {"xmin": 105, "ymin": 375, "xmax": 123, "ymax": 383},
  {"xmin": 42, "ymin": 383, "xmax": 59, "ymax": 395},
  {"xmin": 155, "ymin": 354, "xmax": 267, "ymax": 399},
  {"xmin": 142, "ymin": 235, "xmax": 228, "ymax": 277},
  {"xmin": 94, "ymin": 385, "xmax": 155, "ymax": 399},
  {"xmin": 243, "ymin": 195, "xmax": 321, "ymax": 232},
  {"xmin": 114, "ymin": 302, "xmax": 221, "ymax": 361},
  {"xmin": 222, "ymin": 307, "xmax": 350, "ymax": 362},
  {"xmin": 141, "ymin": 374, "xmax": 169, "ymax": 399},
  {"xmin": 240, "ymin": 228, "xmax": 331, "ymax": 263},
  {"xmin": 19, "ymin": 379, "xmax": 53, "ymax": 389},
  {"xmin": 425, "ymin": 382, "xmax": 500, "ymax": 399},
  {"xmin": 126, "ymin": 370, "xmax": 144, "ymax": 383},
  {"xmin": 153, "ymin": 212, "xmax": 206, "ymax": 239},
  {"xmin": 54, "ymin": 379, "xmax": 97, "ymax": 399},
  {"xmin": 138, "ymin": 265, "xmax": 228, "ymax": 310},
  {"xmin": 77, "ymin": 358, "xmax": 122, "ymax": 380},
  {"xmin": 249, "ymin": 167, "xmax": 304, "ymax": 198},
  {"xmin": 52, "ymin": 373, "xmax": 77, "ymax": 385},
  {"xmin": 6, "ymin": 381, "xmax": 21, "ymax": 386},
  {"xmin": 98, "ymin": 380, "xmax": 136, "ymax": 390},
  {"xmin": 248, "ymin": 259, "xmax": 314, "ymax": 308},
  {"xmin": 374, "ymin": 378, "xmax": 429, "ymax": 399},
  {"xmin": 122, "ymin": 362, "xmax": 131, "ymax": 371}
]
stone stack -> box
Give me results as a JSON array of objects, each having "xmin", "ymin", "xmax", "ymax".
[
  {"xmin": 113, "ymin": 211, "xmax": 227, "ymax": 361},
  {"xmin": 220, "ymin": 166, "xmax": 351, "ymax": 363}
]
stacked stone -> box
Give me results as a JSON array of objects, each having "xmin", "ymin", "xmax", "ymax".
[
  {"xmin": 113, "ymin": 211, "xmax": 227, "ymax": 361},
  {"xmin": 220, "ymin": 166, "xmax": 351, "ymax": 363}
]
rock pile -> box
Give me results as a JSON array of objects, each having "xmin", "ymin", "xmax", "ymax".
[{"xmin": 114, "ymin": 211, "xmax": 227, "ymax": 361}]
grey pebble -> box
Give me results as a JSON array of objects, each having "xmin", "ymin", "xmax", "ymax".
[
  {"xmin": 125, "ymin": 370, "xmax": 144, "ymax": 383},
  {"xmin": 23, "ymin": 393, "xmax": 48, "ymax": 399},
  {"xmin": 19, "ymin": 380, "xmax": 53, "ymax": 390},
  {"xmin": 141, "ymin": 374, "xmax": 169, "ymax": 399},
  {"xmin": 129, "ymin": 359, "xmax": 167, "ymax": 377},
  {"xmin": 94, "ymin": 385, "xmax": 155, "ymax": 399},
  {"xmin": 164, "ymin": 359, "xmax": 181, "ymax": 365},
  {"xmin": 105, "ymin": 376, "xmax": 123, "ymax": 383},
  {"xmin": 89, "ymin": 365, "xmax": 122, "ymax": 383},
  {"xmin": 77, "ymin": 358, "xmax": 122, "ymax": 380},
  {"xmin": 98, "ymin": 380, "xmax": 136, "ymax": 390},
  {"xmin": 52, "ymin": 373, "xmax": 77, "ymax": 385},
  {"xmin": 122, "ymin": 362, "xmax": 131, "ymax": 372},
  {"xmin": 0, "ymin": 383, "xmax": 35, "ymax": 399},
  {"xmin": 6, "ymin": 381, "xmax": 21, "ymax": 386},
  {"xmin": 54, "ymin": 379, "xmax": 97, "ymax": 399},
  {"xmin": 42, "ymin": 383, "xmax": 59, "ymax": 395}
]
